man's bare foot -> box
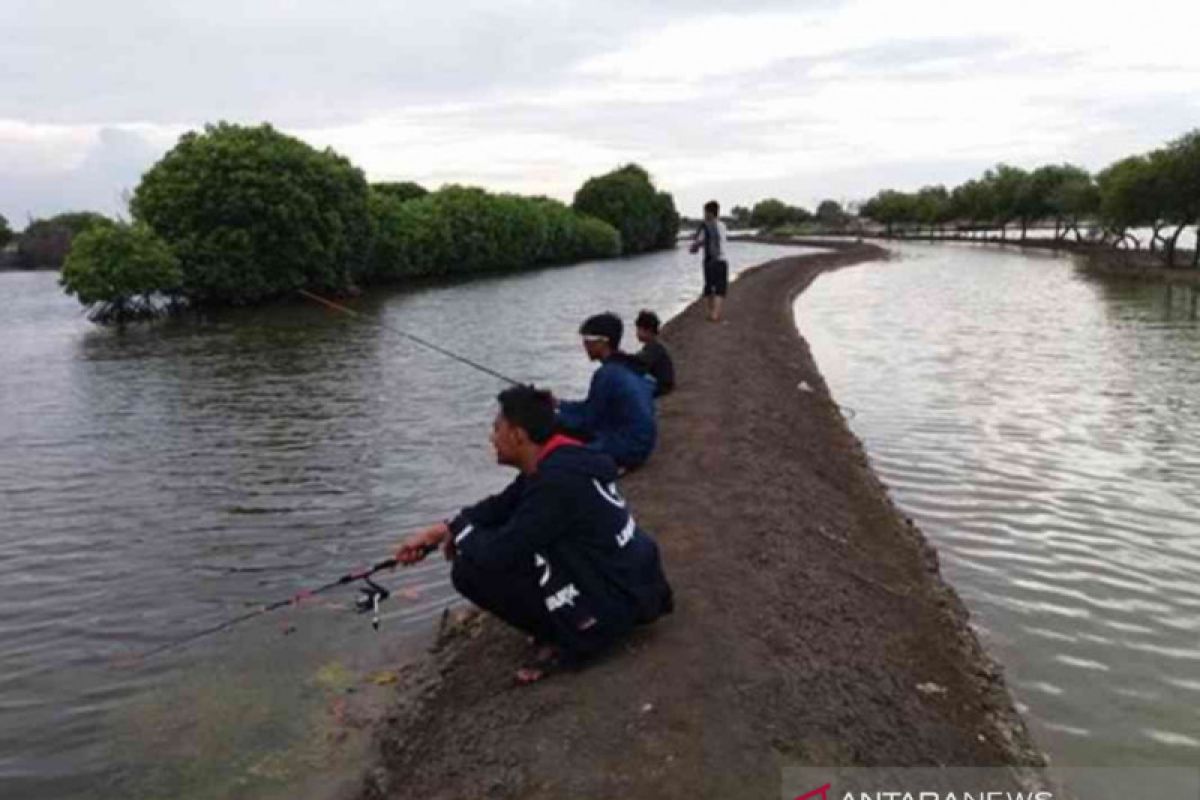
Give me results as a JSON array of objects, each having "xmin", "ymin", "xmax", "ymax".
[{"xmin": 515, "ymin": 644, "xmax": 560, "ymax": 685}]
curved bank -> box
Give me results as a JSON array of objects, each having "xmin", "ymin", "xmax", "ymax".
[{"xmin": 358, "ymin": 243, "xmax": 1045, "ymax": 799}]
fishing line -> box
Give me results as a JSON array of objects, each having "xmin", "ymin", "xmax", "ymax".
[
  {"xmin": 132, "ymin": 287, "xmax": 512, "ymax": 663},
  {"xmin": 136, "ymin": 546, "xmax": 437, "ymax": 662},
  {"xmin": 298, "ymin": 289, "xmax": 522, "ymax": 386},
  {"xmin": 131, "ymin": 291, "xmax": 520, "ymax": 665}
]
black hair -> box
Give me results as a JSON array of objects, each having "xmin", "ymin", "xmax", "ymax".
[
  {"xmin": 579, "ymin": 311, "xmax": 623, "ymax": 349},
  {"xmin": 635, "ymin": 309, "xmax": 660, "ymax": 334},
  {"xmin": 704, "ymin": 200, "xmax": 720, "ymax": 215},
  {"xmin": 497, "ymin": 385, "xmax": 556, "ymax": 444}
]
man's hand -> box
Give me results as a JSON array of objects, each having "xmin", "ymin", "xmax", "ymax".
[
  {"xmin": 689, "ymin": 241, "xmax": 701, "ymax": 254},
  {"xmin": 396, "ymin": 522, "xmax": 450, "ymax": 565}
]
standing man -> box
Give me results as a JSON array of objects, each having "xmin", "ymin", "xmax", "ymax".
[
  {"xmin": 396, "ymin": 385, "xmax": 673, "ymax": 684},
  {"xmin": 689, "ymin": 200, "xmax": 729, "ymax": 322},
  {"xmin": 557, "ymin": 312, "xmax": 657, "ymax": 470},
  {"xmin": 634, "ymin": 309, "xmax": 675, "ymax": 397}
]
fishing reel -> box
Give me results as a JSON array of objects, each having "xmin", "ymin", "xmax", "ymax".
[
  {"xmin": 353, "ymin": 543, "xmax": 437, "ymax": 631},
  {"xmin": 355, "ymin": 576, "xmax": 390, "ymax": 630}
]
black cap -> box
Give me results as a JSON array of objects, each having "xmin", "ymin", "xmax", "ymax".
[{"xmin": 579, "ymin": 312, "xmax": 623, "ymax": 348}]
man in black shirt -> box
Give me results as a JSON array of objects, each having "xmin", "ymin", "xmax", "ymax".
[
  {"xmin": 635, "ymin": 309, "xmax": 675, "ymax": 397},
  {"xmin": 396, "ymin": 385, "xmax": 673, "ymax": 683}
]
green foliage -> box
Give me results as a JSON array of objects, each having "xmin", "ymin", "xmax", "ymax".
[
  {"xmin": 130, "ymin": 122, "xmax": 372, "ymax": 304},
  {"xmin": 653, "ymin": 191, "xmax": 681, "ymax": 250},
  {"xmin": 860, "ymin": 186, "xmax": 951, "ymax": 233},
  {"xmin": 574, "ymin": 215, "xmax": 624, "ymax": 260},
  {"xmin": 1028, "ymin": 165, "xmax": 1085, "ymax": 218},
  {"xmin": 534, "ymin": 197, "xmax": 623, "ymax": 263},
  {"xmin": 914, "ymin": 186, "xmax": 951, "ymax": 229},
  {"xmin": 60, "ymin": 221, "xmax": 182, "ymax": 322},
  {"xmin": 729, "ymin": 205, "xmax": 752, "ymax": 227},
  {"xmin": 948, "ymin": 180, "xmax": 991, "ymax": 224},
  {"xmin": 867, "ymin": 166, "xmax": 1098, "ymax": 238},
  {"xmin": 54, "ymin": 121, "xmax": 667, "ymax": 319},
  {"xmin": 1107, "ymin": 134, "xmax": 1200, "ymax": 263},
  {"xmin": 815, "ymin": 200, "xmax": 848, "ymax": 228},
  {"xmin": 1098, "ymin": 156, "xmax": 1164, "ymax": 232},
  {"xmin": 749, "ymin": 198, "xmax": 811, "ymax": 230},
  {"xmin": 854, "ymin": 128, "xmax": 1195, "ymax": 265},
  {"xmin": 1097, "ymin": 136, "xmax": 1198, "ymax": 257},
  {"xmin": 1160, "ymin": 131, "xmax": 1200, "ymax": 228},
  {"xmin": 17, "ymin": 211, "xmax": 111, "ymax": 269},
  {"xmin": 366, "ymin": 190, "xmax": 451, "ymax": 280},
  {"xmin": 367, "ymin": 186, "xmax": 620, "ymax": 281},
  {"xmin": 0, "ymin": 213, "xmax": 12, "ymax": 249},
  {"xmin": 371, "ymin": 181, "xmax": 428, "ymax": 204},
  {"xmin": 980, "ymin": 164, "xmax": 1029, "ymax": 231},
  {"xmin": 572, "ymin": 164, "xmax": 678, "ymax": 255},
  {"xmin": 859, "ymin": 190, "xmax": 912, "ymax": 234},
  {"xmin": 1042, "ymin": 166, "xmax": 1099, "ymax": 233}
]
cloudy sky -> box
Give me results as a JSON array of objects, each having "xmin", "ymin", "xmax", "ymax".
[{"xmin": 2, "ymin": 0, "xmax": 1198, "ymax": 226}]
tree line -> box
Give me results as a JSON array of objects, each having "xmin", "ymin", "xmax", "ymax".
[
  {"xmin": 55, "ymin": 123, "xmax": 679, "ymax": 322},
  {"xmin": 858, "ymin": 130, "xmax": 1200, "ymax": 268},
  {"xmin": 684, "ymin": 199, "xmax": 849, "ymax": 232},
  {"xmin": 0, "ymin": 212, "xmax": 111, "ymax": 270}
]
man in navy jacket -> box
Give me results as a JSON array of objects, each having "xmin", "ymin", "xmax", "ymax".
[
  {"xmin": 396, "ymin": 385, "xmax": 673, "ymax": 683},
  {"xmin": 556, "ymin": 312, "xmax": 658, "ymax": 469}
]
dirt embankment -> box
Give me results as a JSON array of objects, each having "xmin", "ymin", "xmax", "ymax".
[{"xmin": 358, "ymin": 243, "xmax": 1045, "ymax": 799}]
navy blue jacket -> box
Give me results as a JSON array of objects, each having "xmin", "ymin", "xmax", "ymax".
[
  {"xmin": 557, "ymin": 354, "xmax": 657, "ymax": 468},
  {"xmin": 448, "ymin": 440, "xmax": 673, "ymax": 653}
]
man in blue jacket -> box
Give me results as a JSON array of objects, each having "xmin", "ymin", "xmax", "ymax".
[
  {"xmin": 396, "ymin": 385, "xmax": 673, "ymax": 683},
  {"xmin": 556, "ymin": 312, "xmax": 658, "ymax": 470}
]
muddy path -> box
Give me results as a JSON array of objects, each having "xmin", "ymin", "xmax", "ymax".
[{"xmin": 357, "ymin": 242, "xmax": 1045, "ymax": 799}]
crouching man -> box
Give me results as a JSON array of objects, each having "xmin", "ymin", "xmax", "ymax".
[{"xmin": 395, "ymin": 384, "xmax": 673, "ymax": 684}]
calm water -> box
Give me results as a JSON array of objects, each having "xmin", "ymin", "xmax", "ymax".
[
  {"xmin": 910, "ymin": 225, "xmax": 1198, "ymax": 252},
  {"xmin": 0, "ymin": 241, "xmax": 814, "ymax": 800},
  {"xmin": 796, "ymin": 242, "xmax": 1200, "ymax": 769}
]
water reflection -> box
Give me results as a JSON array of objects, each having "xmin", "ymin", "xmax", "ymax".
[
  {"xmin": 796, "ymin": 241, "xmax": 1200, "ymax": 768},
  {"xmin": 0, "ymin": 241, "xmax": 813, "ymax": 799}
]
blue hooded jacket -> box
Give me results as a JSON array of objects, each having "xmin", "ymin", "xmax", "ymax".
[
  {"xmin": 557, "ymin": 353, "xmax": 657, "ymax": 468},
  {"xmin": 448, "ymin": 440, "xmax": 673, "ymax": 655}
]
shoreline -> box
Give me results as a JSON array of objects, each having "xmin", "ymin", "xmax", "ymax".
[
  {"xmin": 355, "ymin": 242, "xmax": 1044, "ymax": 799},
  {"xmin": 745, "ymin": 232, "xmax": 1200, "ymax": 285}
]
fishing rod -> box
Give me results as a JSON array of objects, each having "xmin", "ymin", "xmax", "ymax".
[
  {"xmin": 133, "ymin": 292, "xmax": 519, "ymax": 664},
  {"xmin": 138, "ymin": 544, "xmax": 439, "ymax": 661},
  {"xmin": 297, "ymin": 289, "xmax": 522, "ymax": 386}
]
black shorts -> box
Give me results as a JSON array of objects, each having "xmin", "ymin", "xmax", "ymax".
[{"xmin": 703, "ymin": 259, "xmax": 729, "ymax": 297}]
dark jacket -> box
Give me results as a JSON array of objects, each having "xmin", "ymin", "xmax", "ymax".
[
  {"xmin": 557, "ymin": 353, "xmax": 657, "ymax": 468},
  {"xmin": 448, "ymin": 441, "xmax": 673, "ymax": 652},
  {"xmin": 636, "ymin": 340, "xmax": 675, "ymax": 397}
]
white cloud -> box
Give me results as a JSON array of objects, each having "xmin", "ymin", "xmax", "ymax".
[
  {"xmin": 2, "ymin": 0, "xmax": 1199, "ymax": 221},
  {"xmin": 0, "ymin": 123, "xmax": 179, "ymax": 223},
  {"xmin": 305, "ymin": 115, "xmax": 637, "ymax": 200},
  {"xmin": 0, "ymin": 122, "xmax": 96, "ymax": 175},
  {"xmin": 577, "ymin": 0, "xmax": 1200, "ymax": 81}
]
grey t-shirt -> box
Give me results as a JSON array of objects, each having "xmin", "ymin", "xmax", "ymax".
[{"xmin": 693, "ymin": 220, "xmax": 728, "ymax": 262}]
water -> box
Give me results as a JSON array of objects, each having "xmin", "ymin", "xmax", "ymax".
[
  {"xmin": 796, "ymin": 242, "xmax": 1200, "ymax": 768},
  {"xmin": 1022, "ymin": 225, "xmax": 1198, "ymax": 253},
  {"xmin": 928, "ymin": 225, "xmax": 1198, "ymax": 252},
  {"xmin": 0, "ymin": 241, "xmax": 812, "ymax": 799}
]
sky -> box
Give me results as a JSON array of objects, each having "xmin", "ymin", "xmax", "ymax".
[{"xmin": 2, "ymin": 0, "xmax": 1198, "ymax": 227}]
